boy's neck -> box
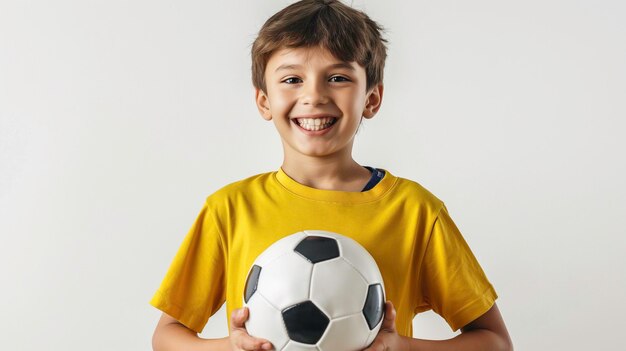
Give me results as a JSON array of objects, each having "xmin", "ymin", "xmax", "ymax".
[{"xmin": 281, "ymin": 156, "xmax": 372, "ymax": 192}]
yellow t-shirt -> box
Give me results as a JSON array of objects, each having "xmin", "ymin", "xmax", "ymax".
[{"xmin": 150, "ymin": 168, "xmax": 497, "ymax": 336}]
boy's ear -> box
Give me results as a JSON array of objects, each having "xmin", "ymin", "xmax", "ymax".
[
  {"xmin": 255, "ymin": 88, "xmax": 272, "ymax": 121},
  {"xmin": 362, "ymin": 84, "xmax": 384, "ymax": 119}
]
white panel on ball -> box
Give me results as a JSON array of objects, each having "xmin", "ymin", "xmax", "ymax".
[
  {"xmin": 253, "ymin": 231, "xmax": 308, "ymax": 268},
  {"xmin": 310, "ymin": 258, "xmax": 368, "ymax": 318},
  {"xmin": 256, "ymin": 250, "xmax": 313, "ymax": 310},
  {"xmin": 282, "ymin": 340, "xmax": 320, "ymax": 351},
  {"xmin": 317, "ymin": 313, "xmax": 371, "ymax": 351},
  {"xmin": 245, "ymin": 293, "xmax": 290, "ymax": 351},
  {"xmin": 334, "ymin": 234, "xmax": 384, "ymax": 285}
]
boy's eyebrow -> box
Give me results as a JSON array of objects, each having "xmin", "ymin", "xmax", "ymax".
[{"xmin": 274, "ymin": 62, "xmax": 356, "ymax": 73}]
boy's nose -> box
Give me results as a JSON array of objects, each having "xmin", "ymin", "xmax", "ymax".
[{"xmin": 301, "ymin": 81, "xmax": 329, "ymax": 106}]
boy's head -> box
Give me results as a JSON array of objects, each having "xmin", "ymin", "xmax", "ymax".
[
  {"xmin": 251, "ymin": 0, "xmax": 388, "ymax": 94},
  {"xmin": 251, "ymin": 0, "xmax": 388, "ymax": 161}
]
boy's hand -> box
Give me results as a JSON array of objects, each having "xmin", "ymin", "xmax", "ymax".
[
  {"xmin": 363, "ymin": 301, "xmax": 409, "ymax": 351},
  {"xmin": 229, "ymin": 307, "xmax": 274, "ymax": 351}
]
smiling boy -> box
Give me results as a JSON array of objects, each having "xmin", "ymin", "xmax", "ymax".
[
  {"xmin": 257, "ymin": 45, "xmax": 380, "ymax": 191},
  {"xmin": 151, "ymin": 1, "xmax": 513, "ymax": 351}
]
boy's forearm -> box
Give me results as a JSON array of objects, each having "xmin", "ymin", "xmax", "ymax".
[
  {"xmin": 152, "ymin": 323, "xmax": 231, "ymax": 351},
  {"xmin": 403, "ymin": 328, "xmax": 512, "ymax": 351}
]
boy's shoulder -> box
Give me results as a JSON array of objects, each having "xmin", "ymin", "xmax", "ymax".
[
  {"xmin": 391, "ymin": 173, "xmax": 445, "ymax": 210},
  {"xmin": 203, "ymin": 170, "xmax": 275, "ymax": 205}
]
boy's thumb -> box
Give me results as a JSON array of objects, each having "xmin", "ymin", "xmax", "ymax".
[
  {"xmin": 381, "ymin": 301, "xmax": 397, "ymax": 331},
  {"xmin": 231, "ymin": 307, "xmax": 247, "ymax": 327},
  {"xmin": 238, "ymin": 307, "xmax": 248, "ymax": 321}
]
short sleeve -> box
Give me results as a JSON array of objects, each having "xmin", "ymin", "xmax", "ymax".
[
  {"xmin": 419, "ymin": 204, "xmax": 498, "ymax": 331},
  {"xmin": 149, "ymin": 201, "xmax": 227, "ymax": 334}
]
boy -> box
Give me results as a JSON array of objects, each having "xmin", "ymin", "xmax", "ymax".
[{"xmin": 150, "ymin": 1, "xmax": 513, "ymax": 350}]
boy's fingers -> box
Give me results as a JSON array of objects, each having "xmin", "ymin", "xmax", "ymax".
[
  {"xmin": 229, "ymin": 307, "xmax": 273, "ymax": 351},
  {"xmin": 238, "ymin": 334, "xmax": 272, "ymax": 351}
]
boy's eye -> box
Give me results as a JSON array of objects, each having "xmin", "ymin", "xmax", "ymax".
[
  {"xmin": 329, "ymin": 76, "xmax": 350, "ymax": 82},
  {"xmin": 282, "ymin": 77, "xmax": 302, "ymax": 84}
]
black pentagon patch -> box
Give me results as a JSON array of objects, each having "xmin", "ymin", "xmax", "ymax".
[
  {"xmin": 294, "ymin": 236, "xmax": 340, "ymax": 263},
  {"xmin": 282, "ymin": 301, "xmax": 330, "ymax": 344},
  {"xmin": 244, "ymin": 265, "xmax": 262, "ymax": 303},
  {"xmin": 363, "ymin": 284, "xmax": 385, "ymax": 330}
]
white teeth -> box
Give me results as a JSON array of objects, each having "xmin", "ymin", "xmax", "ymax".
[{"xmin": 295, "ymin": 117, "xmax": 336, "ymax": 131}]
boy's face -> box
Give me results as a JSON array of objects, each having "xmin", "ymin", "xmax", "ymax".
[{"xmin": 255, "ymin": 45, "xmax": 383, "ymax": 160}]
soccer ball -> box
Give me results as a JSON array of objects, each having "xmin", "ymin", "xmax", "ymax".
[{"xmin": 243, "ymin": 230, "xmax": 386, "ymax": 351}]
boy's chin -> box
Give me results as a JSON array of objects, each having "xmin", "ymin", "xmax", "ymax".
[{"xmin": 286, "ymin": 143, "xmax": 354, "ymax": 159}]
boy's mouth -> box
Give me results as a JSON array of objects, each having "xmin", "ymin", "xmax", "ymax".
[{"xmin": 292, "ymin": 117, "xmax": 338, "ymax": 131}]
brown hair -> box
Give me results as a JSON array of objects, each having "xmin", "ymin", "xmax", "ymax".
[{"xmin": 251, "ymin": 0, "xmax": 388, "ymax": 93}]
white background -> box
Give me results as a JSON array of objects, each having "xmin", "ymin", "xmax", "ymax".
[{"xmin": 1, "ymin": 0, "xmax": 625, "ymax": 350}]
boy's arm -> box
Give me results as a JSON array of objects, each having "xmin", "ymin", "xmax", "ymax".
[
  {"xmin": 152, "ymin": 309, "xmax": 273, "ymax": 351},
  {"xmin": 365, "ymin": 302, "xmax": 513, "ymax": 351},
  {"xmin": 152, "ymin": 312, "xmax": 230, "ymax": 351}
]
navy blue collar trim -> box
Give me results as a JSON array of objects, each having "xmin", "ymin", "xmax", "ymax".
[{"xmin": 362, "ymin": 166, "xmax": 386, "ymax": 192}]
